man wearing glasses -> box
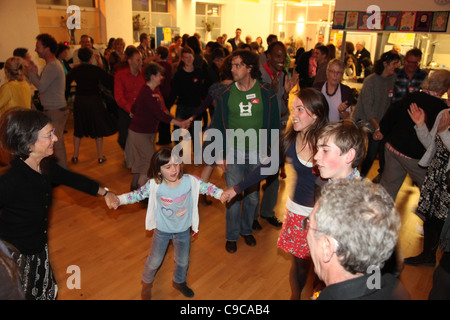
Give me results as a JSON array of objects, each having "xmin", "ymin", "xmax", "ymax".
[
  {"xmin": 393, "ymin": 48, "xmax": 428, "ymax": 103},
  {"xmin": 213, "ymin": 49, "xmax": 279, "ymax": 253},
  {"xmin": 307, "ymin": 179, "xmax": 410, "ymax": 300}
]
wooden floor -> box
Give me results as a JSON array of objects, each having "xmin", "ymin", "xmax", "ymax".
[{"xmin": 15, "ymin": 114, "xmax": 438, "ymax": 300}]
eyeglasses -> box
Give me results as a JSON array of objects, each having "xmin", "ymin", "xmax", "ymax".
[
  {"xmin": 405, "ymin": 60, "xmax": 419, "ymax": 65},
  {"xmin": 327, "ymin": 69, "xmax": 343, "ymax": 75},
  {"xmin": 39, "ymin": 128, "xmax": 56, "ymax": 139},
  {"xmin": 302, "ymin": 216, "xmax": 340, "ymax": 250}
]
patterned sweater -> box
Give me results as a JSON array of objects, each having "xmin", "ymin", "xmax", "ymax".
[{"xmin": 118, "ymin": 174, "xmax": 223, "ymax": 233}]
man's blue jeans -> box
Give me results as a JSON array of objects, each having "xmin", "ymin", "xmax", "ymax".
[
  {"xmin": 142, "ymin": 228, "xmax": 191, "ymax": 284},
  {"xmin": 224, "ymin": 150, "xmax": 260, "ymax": 241}
]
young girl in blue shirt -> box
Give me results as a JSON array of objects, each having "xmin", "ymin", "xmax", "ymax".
[{"xmin": 105, "ymin": 147, "xmax": 227, "ymax": 299}]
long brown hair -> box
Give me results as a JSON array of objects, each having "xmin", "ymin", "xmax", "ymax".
[{"xmin": 281, "ymin": 88, "xmax": 329, "ymax": 161}]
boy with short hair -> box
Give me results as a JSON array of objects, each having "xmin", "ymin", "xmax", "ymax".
[{"xmin": 314, "ymin": 119, "xmax": 369, "ymax": 180}]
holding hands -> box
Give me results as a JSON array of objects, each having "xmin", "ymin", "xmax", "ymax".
[
  {"xmin": 105, "ymin": 192, "xmax": 120, "ymax": 210},
  {"xmin": 221, "ymin": 187, "xmax": 238, "ymax": 203}
]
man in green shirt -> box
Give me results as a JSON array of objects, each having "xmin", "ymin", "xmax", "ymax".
[{"xmin": 213, "ymin": 49, "xmax": 280, "ymax": 253}]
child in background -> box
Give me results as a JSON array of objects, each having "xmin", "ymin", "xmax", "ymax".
[{"xmin": 105, "ymin": 147, "xmax": 227, "ymax": 300}]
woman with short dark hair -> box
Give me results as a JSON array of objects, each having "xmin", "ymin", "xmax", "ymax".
[
  {"xmin": 0, "ymin": 108, "xmax": 110, "ymax": 299},
  {"xmin": 125, "ymin": 63, "xmax": 190, "ymax": 190}
]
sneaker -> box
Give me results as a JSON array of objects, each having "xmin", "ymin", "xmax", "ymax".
[{"xmin": 172, "ymin": 281, "xmax": 194, "ymax": 298}]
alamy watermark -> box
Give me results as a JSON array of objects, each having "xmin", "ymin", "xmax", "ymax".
[
  {"xmin": 366, "ymin": 5, "xmax": 382, "ymax": 30},
  {"xmin": 66, "ymin": 5, "xmax": 81, "ymax": 30},
  {"xmin": 66, "ymin": 265, "xmax": 81, "ymax": 290},
  {"xmin": 170, "ymin": 121, "xmax": 280, "ymax": 175}
]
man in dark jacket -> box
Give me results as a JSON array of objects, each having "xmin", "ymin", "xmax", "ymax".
[{"xmin": 212, "ymin": 49, "xmax": 280, "ymax": 254}]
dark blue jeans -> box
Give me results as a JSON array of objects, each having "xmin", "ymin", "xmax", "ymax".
[{"xmin": 224, "ymin": 150, "xmax": 260, "ymax": 241}]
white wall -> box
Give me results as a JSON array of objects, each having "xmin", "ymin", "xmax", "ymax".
[
  {"xmin": 175, "ymin": 0, "xmax": 272, "ymax": 45},
  {"xmin": 103, "ymin": 0, "xmax": 134, "ymax": 47},
  {"xmin": 176, "ymin": 0, "xmax": 196, "ymax": 35},
  {"xmin": 0, "ymin": 0, "xmax": 40, "ymax": 63},
  {"xmin": 221, "ymin": 0, "xmax": 272, "ymax": 45}
]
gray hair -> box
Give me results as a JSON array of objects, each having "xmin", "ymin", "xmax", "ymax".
[
  {"xmin": 327, "ymin": 58, "xmax": 344, "ymax": 71},
  {"xmin": 314, "ymin": 179, "xmax": 400, "ymax": 274},
  {"xmin": 421, "ymin": 69, "xmax": 450, "ymax": 94}
]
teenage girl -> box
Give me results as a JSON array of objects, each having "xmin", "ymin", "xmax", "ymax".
[
  {"xmin": 105, "ymin": 147, "xmax": 227, "ymax": 299},
  {"xmin": 223, "ymin": 88, "xmax": 329, "ymax": 299}
]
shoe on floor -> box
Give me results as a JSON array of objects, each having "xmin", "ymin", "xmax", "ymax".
[
  {"xmin": 404, "ymin": 253, "xmax": 436, "ymax": 267},
  {"xmin": 252, "ymin": 220, "xmax": 262, "ymax": 230},
  {"xmin": 241, "ymin": 234, "xmax": 256, "ymax": 246},
  {"xmin": 71, "ymin": 157, "xmax": 78, "ymax": 164},
  {"xmin": 262, "ymin": 216, "xmax": 283, "ymax": 227},
  {"xmin": 98, "ymin": 156, "xmax": 107, "ymax": 164},
  {"xmin": 200, "ymin": 194, "xmax": 212, "ymax": 206},
  {"xmin": 172, "ymin": 281, "xmax": 194, "ymax": 298},
  {"xmin": 225, "ymin": 241, "xmax": 237, "ymax": 253},
  {"xmin": 372, "ymin": 174, "xmax": 382, "ymax": 184}
]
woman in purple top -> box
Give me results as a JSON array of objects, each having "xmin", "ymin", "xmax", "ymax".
[{"xmin": 125, "ymin": 62, "xmax": 190, "ymax": 190}]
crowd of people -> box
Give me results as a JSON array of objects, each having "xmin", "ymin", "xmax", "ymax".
[{"xmin": 0, "ymin": 27, "xmax": 450, "ymax": 301}]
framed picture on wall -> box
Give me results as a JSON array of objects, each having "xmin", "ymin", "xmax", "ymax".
[
  {"xmin": 332, "ymin": 11, "xmax": 346, "ymax": 29},
  {"xmin": 399, "ymin": 11, "xmax": 417, "ymax": 31},
  {"xmin": 385, "ymin": 11, "xmax": 401, "ymax": 31},
  {"xmin": 345, "ymin": 11, "xmax": 359, "ymax": 30},
  {"xmin": 358, "ymin": 11, "xmax": 371, "ymax": 30},
  {"xmin": 431, "ymin": 11, "xmax": 449, "ymax": 32},
  {"xmin": 414, "ymin": 12, "xmax": 432, "ymax": 32}
]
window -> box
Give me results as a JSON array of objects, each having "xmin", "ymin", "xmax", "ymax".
[
  {"xmin": 132, "ymin": 0, "xmax": 172, "ymax": 43},
  {"xmin": 152, "ymin": 0, "xmax": 168, "ymax": 13},
  {"xmin": 195, "ymin": 2, "xmax": 221, "ymax": 41},
  {"xmin": 272, "ymin": 0, "xmax": 335, "ymax": 50},
  {"xmin": 36, "ymin": 0, "xmax": 95, "ymax": 7}
]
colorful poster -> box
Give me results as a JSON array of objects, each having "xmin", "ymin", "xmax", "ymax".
[
  {"xmin": 333, "ymin": 11, "xmax": 346, "ymax": 29},
  {"xmin": 431, "ymin": 11, "xmax": 449, "ymax": 32},
  {"xmin": 414, "ymin": 12, "xmax": 432, "ymax": 32},
  {"xmin": 358, "ymin": 12, "xmax": 371, "ymax": 30},
  {"xmin": 399, "ymin": 11, "xmax": 417, "ymax": 31},
  {"xmin": 345, "ymin": 11, "xmax": 359, "ymax": 30},
  {"xmin": 385, "ymin": 11, "xmax": 401, "ymax": 31}
]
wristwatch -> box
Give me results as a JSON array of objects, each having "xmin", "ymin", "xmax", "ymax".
[{"xmin": 103, "ymin": 187, "xmax": 109, "ymax": 197}]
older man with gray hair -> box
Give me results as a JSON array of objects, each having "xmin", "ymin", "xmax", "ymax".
[
  {"xmin": 355, "ymin": 40, "xmax": 371, "ymax": 76},
  {"xmin": 307, "ymin": 179, "xmax": 410, "ymax": 300}
]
